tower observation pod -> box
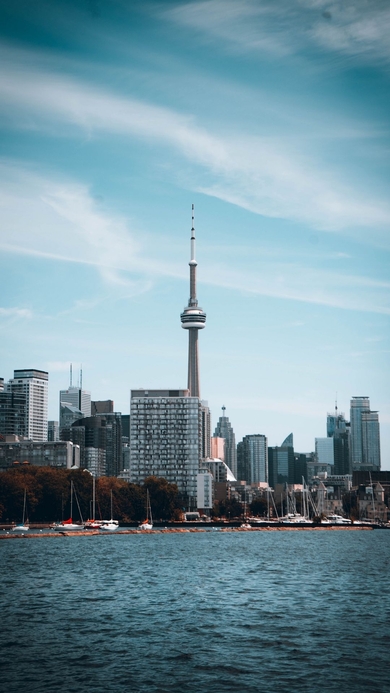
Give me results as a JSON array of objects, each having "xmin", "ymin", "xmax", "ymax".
[{"xmin": 180, "ymin": 205, "xmax": 206, "ymax": 398}]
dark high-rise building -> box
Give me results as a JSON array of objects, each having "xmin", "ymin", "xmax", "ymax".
[
  {"xmin": 70, "ymin": 413, "xmax": 123, "ymax": 477},
  {"xmin": 327, "ymin": 409, "xmax": 351, "ymax": 476},
  {"xmin": 91, "ymin": 400, "xmax": 114, "ymax": 415},
  {"xmin": 214, "ymin": 406, "xmax": 237, "ymax": 478},
  {"xmin": 268, "ymin": 433, "xmax": 295, "ymax": 488},
  {"xmin": 0, "ymin": 385, "xmax": 27, "ymax": 438},
  {"xmin": 238, "ymin": 434, "xmax": 268, "ymax": 484}
]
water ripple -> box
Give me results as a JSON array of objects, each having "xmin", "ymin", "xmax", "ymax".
[{"xmin": 1, "ymin": 531, "xmax": 389, "ymax": 692}]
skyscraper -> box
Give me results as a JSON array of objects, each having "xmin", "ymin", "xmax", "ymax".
[
  {"xmin": 350, "ymin": 397, "xmax": 381, "ymax": 471},
  {"xmin": 350, "ymin": 396, "xmax": 370, "ymax": 468},
  {"xmin": 180, "ymin": 205, "xmax": 206, "ymax": 398},
  {"xmin": 5, "ymin": 369, "xmax": 48, "ymax": 441},
  {"xmin": 129, "ymin": 389, "xmax": 202, "ymax": 510},
  {"xmin": 213, "ymin": 406, "xmax": 237, "ymax": 478},
  {"xmin": 268, "ymin": 433, "xmax": 295, "ymax": 488},
  {"xmin": 238, "ymin": 434, "xmax": 268, "ymax": 484},
  {"xmin": 361, "ymin": 410, "xmax": 381, "ymax": 470},
  {"xmin": 327, "ymin": 408, "xmax": 351, "ymax": 476},
  {"xmin": 59, "ymin": 367, "xmax": 91, "ymax": 430}
]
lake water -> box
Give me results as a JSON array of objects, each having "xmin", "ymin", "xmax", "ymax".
[{"xmin": 1, "ymin": 530, "xmax": 389, "ymax": 693}]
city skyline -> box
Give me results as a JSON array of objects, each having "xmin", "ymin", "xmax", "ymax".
[{"xmin": 0, "ymin": 1, "xmax": 389, "ymax": 466}]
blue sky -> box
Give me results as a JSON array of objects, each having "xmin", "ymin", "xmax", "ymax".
[{"xmin": 1, "ymin": 0, "xmax": 389, "ymax": 467}]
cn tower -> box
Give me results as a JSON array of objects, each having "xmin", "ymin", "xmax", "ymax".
[{"xmin": 180, "ymin": 205, "xmax": 206, "ymax": 398}]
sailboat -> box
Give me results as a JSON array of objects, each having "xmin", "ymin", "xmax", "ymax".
[
  {"xmin": 240, "ymin": 489, "xmax": 251, "ymax": 528},
  {"xmin": 85, "ymin": 474, "xmax": 103, "ymax": 529},
  {"xmin": 54, "ymin": 480, "xmax": 84, "ymax": 531},
  {"xmin": 100, "ymin": 490, "xmax": 119, "ymax": 531},
  {"xmin": 12, "ymin": 488, "xmax": 29, "ymax": 532},
  {"xmin": 139, "ymin": 489, "xmax": 153, "ymax": 530}
]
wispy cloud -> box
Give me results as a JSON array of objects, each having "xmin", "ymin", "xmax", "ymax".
[
  {"xmin": 163, "ymin": 0, "xmax": 390, "ymax": 67},
  {"xmin": 0, "ymin": 56, "xmax": 389, "ymax": 236},
  {"xmin": 0, "ymin": 307, "xmax": 33, "ymax": 319},
  {"xmin": 0, "ymin": 161, "xmax": 389, "ymax": 315}
]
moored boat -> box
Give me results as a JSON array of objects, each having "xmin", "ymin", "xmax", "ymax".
[
  {"xmin": 12, "ymin": 488, "xmax": 29, "ymax": 532},
  {"xmin": 139, "ymin": 489, "xmax": 153, "ymax": 530}
]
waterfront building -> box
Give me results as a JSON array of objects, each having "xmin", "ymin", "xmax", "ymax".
[
  {"xmin": 356, "ymin": 482, "xmax": 388, "ymax": 522},
  {"xmin": 129, "ymin": 389, "xmax": 202, "ymax": 510},
  {"xmin": 0, "ymin": 439, "xmax": 79, "ymax": 470},
  {"xmin": 197, "ymin": 469, "xmax": 213, "ymax": 511},
  {"xmin": 238, "ymin": 434, "xmax": 268, "ymax": 485},
  {"xmin": 213, "ymin": 406, "xmax": 237, "ymax": 478},
  {"xmin": 5, "ymin": 369, "xmax": 48, "ymax": 442},
  {"xmin": 350, "ymin": 397, "xmax": 381, "ymax": 471}
]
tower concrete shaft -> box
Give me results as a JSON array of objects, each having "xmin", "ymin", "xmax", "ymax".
[{"xmin": 180, "ymin": 205, "xmax": 206, "ymax": 398}]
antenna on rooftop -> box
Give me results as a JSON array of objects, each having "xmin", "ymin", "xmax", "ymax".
[
  {"xmin": 335, "ymin": 392, "xmax": 338, "ymax": 417},
  {"xmin": 70, "ymin": 363, "xmax": 73, "ymax": 388},
  {"xmin": 80, "ymin": 365, "xmax": 83, "ymax": 391},
  {"xmin": 222, "ymin": 405, "xmax": 226, "ymax": 418}
]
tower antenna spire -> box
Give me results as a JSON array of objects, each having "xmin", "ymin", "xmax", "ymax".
[
  {"xmin": 180, "ymin": 204, "xmax": 206, "ymax": 398},
  {"xmin": 70, "ymin": 363, "xmax": 73, "ymax": 388}
]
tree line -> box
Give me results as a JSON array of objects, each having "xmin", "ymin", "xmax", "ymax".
[{"xmin": 0, "ymin": 467, "xmax": 183, "ymax": 523}]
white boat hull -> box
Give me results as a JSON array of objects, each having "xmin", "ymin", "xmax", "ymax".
[
  {"xmin": 53, "ymin": 523, "xmax": 84, "ymax": 531},
  {"xmin": 100, "ymin": 521, "xmax": 119, "ymax": 531}
]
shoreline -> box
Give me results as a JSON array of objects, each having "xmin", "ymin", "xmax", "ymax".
[{"xmin": 0, "ymin": 525, "xmax": 377, "ymax": 538}]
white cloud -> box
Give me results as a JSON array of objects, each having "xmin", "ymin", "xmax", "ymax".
[
  {"xmin": 0, "ymin": 307, "xmax": 33, "ymax": 319},
  {"xmin": 0, "ymin": 161, "xmax": 145, "ymax": 286},
  {"xmin": 163, "ymin": 0, "xmax": 390, "ymax": 66},
  {"xmin": 0, "ymin": 161, "xmax": 389, "ymax": 314},
  {"xmin": 0, "ymin": 58, "xmax": 389, "ymax": 237}
]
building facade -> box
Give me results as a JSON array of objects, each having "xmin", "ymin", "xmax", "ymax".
[
  {"xmin": 129, "ymin": 390, "xmax": 203, "ymax": 510},
  {"xmin": 0, "ymin": 439, "xmax": 79, "ymax": 470},
  {"xmin": 213, "ymin": 406, "xmax": 237, "ymax": 478},
  {"xmin": 0, "ymin": 379, "xmax": 27, "ymax": 438},
  {"xmin": 350, "ymin": 397, "xmax": 381, "ymax": 471},
  {"xmin": 238, "ymin": 434, "xmax": 268, "ymax": 485},
  {"xmin": 5, "ymin": 369, "xmax": 48, "ymax": 442},
  {"xmin": 60, "ymin": 385, "xmax": 91, "ymax": 429}
]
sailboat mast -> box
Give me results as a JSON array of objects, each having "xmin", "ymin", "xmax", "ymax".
[
  {"xmin": 92, "ymin": 475, "xmax": 96, "ymax": 520},
  {"xmin": 70, "ymin": 480, "xmax": 73, "ymax": 519}
]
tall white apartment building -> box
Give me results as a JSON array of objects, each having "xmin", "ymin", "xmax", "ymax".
[
  {"xmin": 130, "ymin": 389, "xmax": 206, "ymax": 510},
  {"xmin": 6, "ymin": 369, "xmax": 48, "ymax": 442}
]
